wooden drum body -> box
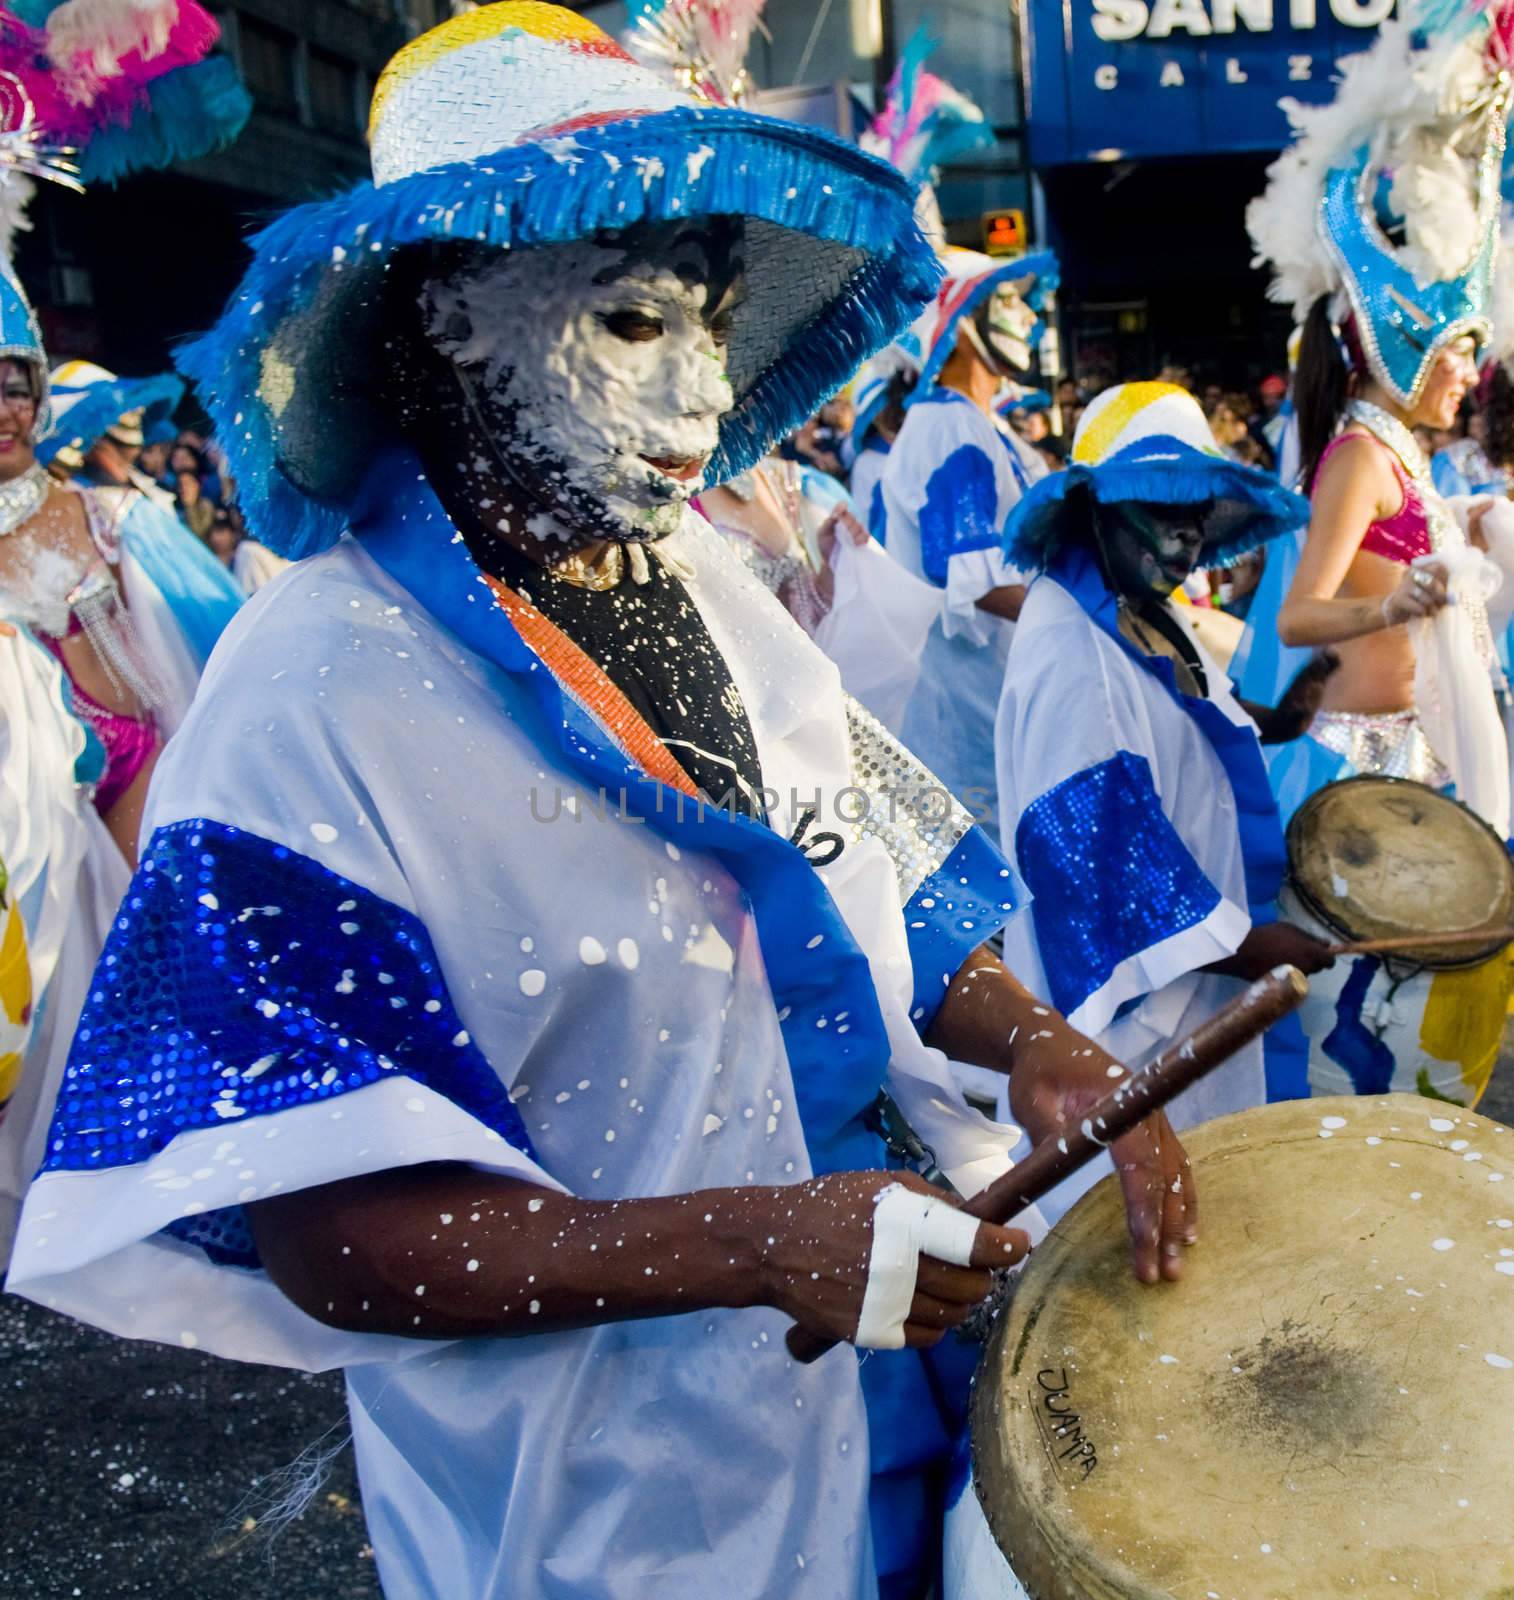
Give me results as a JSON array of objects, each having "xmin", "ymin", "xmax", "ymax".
[
  {"xmin": 970, "ymin": 1096, "xmax": 1514, "ymax": 1598},
  {"xmin": 1283, "ymin": 777, "xmax": 1514, "ymax": 1106}
]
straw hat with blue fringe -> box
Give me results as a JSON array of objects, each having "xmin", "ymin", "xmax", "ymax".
[
  {"xmin": 1004, "ymin": 381, "xmax": 1309, "ymax": 572},
  {"xmin": 179, "ymin": 0, "xmax": 944, "ymax": 560},
  {"xmin": 910, "ymin": 247, "xmax": 1059, "ymax": 397},
  {"xmin": 39, "ymin": 361, "xmax": 184, "ymax": 470}
]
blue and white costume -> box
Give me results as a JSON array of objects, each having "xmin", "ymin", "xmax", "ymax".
[
  {"xmin": 848, "ymin": 338, "xmax": 920, "ymax": 541},
  {"xmin": 10, "ymin": 10, "xmax": 1041, "ymax": 1598},
  {"xmin": 995, "ymin": 384, "xmax": 1313, "ymax": 1220},
  {"xmin": 36, "ymin": 359, "xmax": 244, "ymax": 726},
  {"xmin": 882, "ymin": 251, "xmax": 1057, "ymax": 838}
]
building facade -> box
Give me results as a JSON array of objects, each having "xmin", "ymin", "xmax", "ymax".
[{"xmin": 18, "ymin": 0, "xmax": 445, "ymax": 377}]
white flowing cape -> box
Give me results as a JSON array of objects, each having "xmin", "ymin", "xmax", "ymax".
[
  {"xmin": 13, "ymin": 512, "xmax": 1037, "ymax": 1600},
  {"xmin": 0, "ymin": 630, "xmax": 128, "ymax": 1262},
  {"xmin": 881, "ymin": 393, "xmax": 1043, "ymax": 837}
]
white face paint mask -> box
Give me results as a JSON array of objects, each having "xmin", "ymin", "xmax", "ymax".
[
  {"xmin": 427, "ymin": 232, "xmax": 739, "ymax": 544},
  {"xmin": 970, "ymin": 283, "xmax": 1039, "ymax": 378}
]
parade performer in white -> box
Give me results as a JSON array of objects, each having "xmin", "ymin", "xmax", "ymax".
[
  {"xmin": 0, "ymin": 0, "xmax": 247, "ymax": 1268},
  {"xmin": 996, "ymin": 383, "xmax": 1336, "ymax": 1217},
  {"xmin": 10, "ymin": 10, "xmax": 1198, "ymax": 1597},
  {"xmin": 881, "ymin": 249, "xmax": 1056, "ymax": 835}
]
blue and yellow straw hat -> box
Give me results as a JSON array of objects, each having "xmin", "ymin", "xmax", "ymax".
[
  {"xmin": 179, "ymin": 0, "xmax": 943, "ymax": 559},
  {"xmin": 39, "ymin": 361, "xmax": 185, "ymax": 468},
  {"xmin": 1005, "ymin": 381, "xmax": 1309, "ymax": 570}
]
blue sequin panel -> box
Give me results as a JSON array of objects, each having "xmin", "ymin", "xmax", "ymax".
[
  {"xmin": 1014, "ymin": 751, "xmax": 1222, "ymax": 1023},
  {"xmin": 904, "ymin": 828, "xmax": 1023, "ymax": 1029},
  {"xmin": 45, "ymin": 818, "xmax": 537, "ymax": 1180},
  {"xmin": 918, "ymin": 443, "xmax": 1001, "ymax": 586}
]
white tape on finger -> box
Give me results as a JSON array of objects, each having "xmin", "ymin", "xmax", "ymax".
[{"xmin": 853, "ymin": 1183, "xmax": 981, "ymax": 1350}]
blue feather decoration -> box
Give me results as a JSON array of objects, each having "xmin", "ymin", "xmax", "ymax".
[{"xmin": 77, "ymin": 56, "xmax": 251, "ymax": 185}]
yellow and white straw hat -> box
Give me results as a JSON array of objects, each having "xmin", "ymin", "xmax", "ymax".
[
  {"xmin": 1006, "ymin": 381, "xmax": 1309, "ymax": 570},
  {"xmin": 179, "ymin": 0, "xmax": 943, "ymax": 558}
]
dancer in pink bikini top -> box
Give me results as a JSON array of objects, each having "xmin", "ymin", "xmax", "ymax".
[
  {"xmin": 0, "ymin": 357, "xmax": 165, "ymax": 865},
  {"xmin": 1274, "ymin": 315, "xmax": 1504, "ymax": 818}
]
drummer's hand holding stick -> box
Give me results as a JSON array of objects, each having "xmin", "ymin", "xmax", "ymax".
[
  {"xmin": 1204, "ymin": 920, "xmax": 1336, "ymax": 981},
  {"xmin": 785, "ymin": 965, "xmax": 1310, "ymax": 1365}
]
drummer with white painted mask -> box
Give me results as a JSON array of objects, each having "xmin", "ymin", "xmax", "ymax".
[
  {"xmin": 10, "ymin": 10, "xmax": 1201, "ymax": 1599},
  {"xmin": 996, "ymin": 382, "xmax": 1340, "ymax": 1224}
]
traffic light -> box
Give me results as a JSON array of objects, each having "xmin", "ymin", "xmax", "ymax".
[{"xmin": 982, "ymin": 208, "xmax": 1027, "ymax": 255}]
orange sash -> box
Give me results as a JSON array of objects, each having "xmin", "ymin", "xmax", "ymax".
[{"xmin": 482, "ymin": 573, "xmax": 701, "ymax": 800}]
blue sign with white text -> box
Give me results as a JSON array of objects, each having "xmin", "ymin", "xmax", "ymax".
[{"xmin": 1025, "ymin": 0, "xmax": 1392, "ymax": 163}]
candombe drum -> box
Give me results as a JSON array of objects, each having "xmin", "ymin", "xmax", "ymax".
[
  {"xmin": 959, "ymin": 1095, "xmax": 1514, "ymax": 1599},
  {"xmin": 1279, "ymin": 776, "xmax": 1514, "ymax": 1106}
]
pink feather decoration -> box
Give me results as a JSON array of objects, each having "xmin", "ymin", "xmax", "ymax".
[{"xmin": 0, "ymin": 0, "xmax": 221, "ymax": 145}]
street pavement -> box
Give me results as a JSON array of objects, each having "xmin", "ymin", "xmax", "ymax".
[{"xmin": 4, "ymin": 1058, "xmax": 1512, "ymax": 1597}]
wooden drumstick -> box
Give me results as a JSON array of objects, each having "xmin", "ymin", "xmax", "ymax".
[
  {"xmin": 1324, "ymin": 925, "xmax": 1514, "ymax": 958},
  {"xmin": 785, "ymin": 965, "xmax": 1309, "ymax": 1365}
]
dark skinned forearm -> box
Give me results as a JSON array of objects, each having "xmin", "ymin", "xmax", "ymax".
[
  {"xmin": 973, "ymin": 584, "xmax": 1027, "ymax": 622},
  {"xmin": 924, "ymin": 942, "xmax": 1115, "ymax": 1082},
  {"xmin": 248, "ymin": 1166, "xmax": 769, "ymax": 1340}
]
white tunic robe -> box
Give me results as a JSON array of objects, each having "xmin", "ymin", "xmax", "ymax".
[
  {"xmin": 881, "ymin": 390, "xmax": 1043, "ymax": 838},
  {"xmin": 995, "ymin": 559, "xmax": 1272, "ymax": 1219},
  {"xmin": 12, "ymin": 468, "xmax": 1036, "ymax": 1600}
]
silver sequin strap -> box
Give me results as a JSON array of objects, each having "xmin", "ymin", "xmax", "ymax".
[{"xmin": 842, "ymin": 695, "xmax": 975, "ymax": 907}]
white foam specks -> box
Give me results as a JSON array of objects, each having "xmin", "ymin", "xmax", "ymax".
[
  {"xmin": 579, "ymin": 936, "xmax": 607, "ymax": 966},
  {"xmin": 309, "ymin": 822, "xmax": 339, "ymax": 844}
]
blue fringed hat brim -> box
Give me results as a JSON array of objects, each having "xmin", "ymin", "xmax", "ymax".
[
  {"xmin": 1005, "ymin": 437, "xmax": 1311, "ymax": 570},
  {"xmin": 912, "ymin": 249, "xmax": 1059, "ymax": 400},
  {"xmin": 38, "ymin": 373, "xmax": 185, "ymax": 466},
  {"xmin": 179, "ymin": 105, "xmax": 943, "ymax": 558}
]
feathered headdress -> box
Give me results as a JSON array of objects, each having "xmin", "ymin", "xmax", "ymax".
[
  {"xmin": 860, "ymin": 27, "xmax": 994, "ymax": 185},
  {"xmin": 0, "ymin": 0, "xmax": 250, "ymax": 254},
  {"xmin": 0, "ymin": 0, "xmax": 249, "ymax": 426},
  {"xmin": 624, "ymin": 0, "xmax": 766, "ymax": 107},
  {"xmin": 860, "ymin": 28, "xmax": 994, "ymax": 256},
  {"xmin": 1248, "ymin": 0, "xmax": 1514, "ymax": 405}
]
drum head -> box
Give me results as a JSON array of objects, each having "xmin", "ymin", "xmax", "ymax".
[
  {"xmin": 1288, "ymin": 776, "xmax": 1514, "ymax": 966},
  {"xmin": 971, "ymin": 1096, "xmax": 1514, "ymax": 1599}
]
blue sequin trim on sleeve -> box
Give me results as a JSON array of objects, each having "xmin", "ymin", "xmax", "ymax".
[
  {"xmin": 904, "ymin": 828, "xmax": 1023, "ymax": 1030},
  {"xmin": 43, "ymin": 819, "xmax": 536, "ymax": 1265},
  {"xmin": 1014, "ymin": 752, "xmax": 1221, "ymax": 1023},
  {"xmin": 918, "ymin": 443, "xmax": 1001, "ymax": 586}
]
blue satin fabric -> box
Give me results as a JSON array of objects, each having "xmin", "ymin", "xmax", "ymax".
[
  {"xmin": 904, "ymin": 829, "xmax": 1023, "ymax": 1028},
  {"xmin": 119, "ymin": 494, "xmax": 244, "ymax": 667}
]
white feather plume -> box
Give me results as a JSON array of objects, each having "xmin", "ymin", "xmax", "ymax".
[
  {"xmin": 44, "ymin": 0, "xmax": 179, "ymax": 85},
  {"xmin": 1487, "ymin": 210, "xmax": 1514, "ymax": 359},
  {"xmin": 1247, "ymin": 13, "xmax": 1500, "ymax": 318}
]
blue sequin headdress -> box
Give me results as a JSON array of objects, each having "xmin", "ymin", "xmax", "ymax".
[
  {"xmin": 178, "ymin": 0, "xmax": 943, "ymax": 560},
  {"xmin": 1005, "ymin": 381, "xmax": 1310, "ymax": 572},
  {"xmin": 0, "ymin": 255, "xmax": 47, "ymax": 430},
  {"xmin": 1249, "ymin": 0, "xmax": 1514, "ymax": 408}
]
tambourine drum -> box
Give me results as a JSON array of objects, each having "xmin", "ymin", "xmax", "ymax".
[
  {"xmin": 968, "ymin": 1096, "xmax": 1514, "ymax": 1598},
  {"xmin": 1280, "ymin": 775, "xmax": 1514, "ymax": 1105}
]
